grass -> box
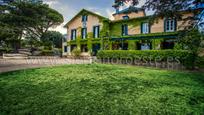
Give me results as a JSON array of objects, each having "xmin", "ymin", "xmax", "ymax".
[{"xmin": 0, "ymin": 64, "xmax": 204, "ymax": 114}]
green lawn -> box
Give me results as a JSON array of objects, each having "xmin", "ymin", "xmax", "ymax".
[{"xmin": 0, "ymin": 64, "xmax": 204, "ymax": 114}]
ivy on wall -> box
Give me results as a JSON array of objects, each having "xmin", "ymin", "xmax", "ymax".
[
  {"xmin": 110, "ymin": 17, "xmax": 150, "ymax": 37},
  {"xmin": 100, "ymin": 19, "xmax": 110, "ymax": 37},
  {"xmin": 87, "ymin": 38, "xmax": 92, "ymax": 53},
  {"xmin": 128, "ymin": 41, "xmax": 136, "ymax": 50},
  {"xmin": 66, "ymin": 10, "xmax": 179, "ymax": 54}
]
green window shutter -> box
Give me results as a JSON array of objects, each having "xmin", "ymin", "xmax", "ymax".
[
  {"xmin": 125, "ymin": 25, "xmax": 128, "ymax": 35},
  {"xmin": 149, "ymin": 23, "xmax": 151, "ymax": 33},
  {"xmin": 174, "ymin": 18, "xmax": 177, "ymax": 31},
  {"xmin": 82, "ymin": 15, "xmax": 84, "ymax": 22},
  {"xmin": 75, "ymin": 30, "xmax": 77, "ymax": 39},
  {"xmin": 141, "ymin": 23, "xmax": 143, "ymax": 34},
  {"xmin": 71, "ymin": 30, "xmax": 73, "ymax": 40},
  {"xmin": 126, "ymin": 25, "xmax": 128, "ymax": 35},
  {"xmin": 81, "ymin": 28, "xmax": 83, "ymax": 39},
  {"xmin": 98, "ymin": 26, "xmax": 100, "ymax": 38},
  {"xmin": 93, "ymin": 26, "xmax": 95, "ymax": 38},
  {"xmin": 164, "ymin": 18, "xmax": 166, "ymax": 32},
  {"xmin": 122, "ymin": 25, "xmax": 124, "ymax": 36},
  {"xmin": 85, "ymin": 28, "xmax": 87, "ymax": 38}
]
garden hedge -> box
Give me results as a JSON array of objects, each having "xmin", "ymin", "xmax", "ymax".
[
  {"xmin": 41, "ymin": 50, "xmax": 55, "ymax": 56},
  {"xmin": 97, "ymin": 50, "xmax": 194, "ymax": 68}
]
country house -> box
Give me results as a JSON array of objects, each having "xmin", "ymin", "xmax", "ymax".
[{"xmin": 62, "ymin": 5, "xmax": 195, "ymax": 56}]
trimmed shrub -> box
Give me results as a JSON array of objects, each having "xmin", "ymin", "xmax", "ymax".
[
  {"xmin": 0, "ymin": 48, "xmax": 12, "ymax": 56},
  {"xmin": 41, "ymin": 50, "xmax": 54, "ymax": 56},
  {"xmin": 196, "ymin": 56, "xmax": 204, "ymax": 68},
  {"xmin": 97, "ymin": 50, "xmax": 194, "ymax": 68},
  {"xmin": 71, "ymin": 48, "xmax": 81, "ymax": 57}
]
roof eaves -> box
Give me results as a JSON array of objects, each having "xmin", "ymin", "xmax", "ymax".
[{"xmin": 110, "ymin": 15, "xmax": 152, "ymax": 23}]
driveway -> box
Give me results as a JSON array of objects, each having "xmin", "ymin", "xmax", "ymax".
[{"xmin": 0, "ymin": 58, "xmax": 92, "ymax": 73}]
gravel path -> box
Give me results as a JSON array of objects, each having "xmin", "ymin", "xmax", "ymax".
[{"xmin": 0, "ymin": 58, "xmax": 92, "ymax": 73}]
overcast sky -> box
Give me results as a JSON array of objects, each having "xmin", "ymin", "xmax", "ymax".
[{"xmin": 43, "ymin": 0, "xmax": 147, "ymax": 34}]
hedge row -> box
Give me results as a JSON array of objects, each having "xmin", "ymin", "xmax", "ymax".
[
  {"xmin": 97, "ymin": 50, "xmax": 194, "ymax": 67},
  {"xmin": 0, "ymin": 48, "xmax": 12, "ymax": 56},
  {"xmin": 40, "ymin": 50, "xmax": 55, "ymax": 56}
]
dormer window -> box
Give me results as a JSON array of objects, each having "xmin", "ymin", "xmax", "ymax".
[
  {"xmin": 123, "ymin": 16, "xmax": 129, "ymax": 20},
  {"xmin": 82, "ymin": 15, "xmax": 88, "ymax": 22}
]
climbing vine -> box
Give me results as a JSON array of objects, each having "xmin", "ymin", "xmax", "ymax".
[
  {"xmin": 110, "ymin": 16, "xmax": 150, "ymax": 37},
  {"xmin": 128, "ymin": 41, "xmax": 137, "ymax": 50},
  {"xmin": 66, "ymin": 10, "xmax": 179, "ymax": 54}
]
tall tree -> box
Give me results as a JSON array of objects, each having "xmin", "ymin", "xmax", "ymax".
[
  {"xmin": 5, "ymin": 1, "xmax": 64, "ymax": 39},
  {"xmin": 41, "ymin": 31, "xmax": 64, "ymax": 49},
  {"xmin": 0, "ymin": 1, "xmax": 63, "ymax": 51}
]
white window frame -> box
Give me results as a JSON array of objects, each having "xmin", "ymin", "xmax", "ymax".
[
  {"xmin": 71, "ymin": 29, "xmax": 76, "ymax": 40},
  {"xmin": 142, "ymin": 23, "xmax": 149, "ymax": 34},
  {"xmin": 82, "ymin": 15, "xmax": 88, "ymax": 22},
  {"xmin": 82, "ymin": 28, "xmax": 87, "ymax": 39},
  {"xmin": 165, "ymin": 19, "xmax": 175, "ymax": 32},
  {"xmin": 122, "ymin": 24, "xmax": 128, "ymax": 36},
  {"xmin": 93, "ymin": 26, "xmax": 100, "ymax": 38}
]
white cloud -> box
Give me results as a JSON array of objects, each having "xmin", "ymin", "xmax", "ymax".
[
  {"xmin": 106, "ymin": 9, "xmax": 114, "ymax": 20},
  {"xmin": 50, "ymin": 22, "xmax": 67, "ymax": 34},
  {"xmin": 94, "ymin": 11, "xmax": 102, "ymax": 15},
  {"xmin": 43, "ymin": 0, "xmax": 59, "ymax": 6},
  {"xmin": 43, "ymin": 0, "xmax": 75, "ymax": 34}
]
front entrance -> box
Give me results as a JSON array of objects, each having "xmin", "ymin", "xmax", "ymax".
[
  {"xmin": 112, "ymin": 41, "xmax": 128, "ymax": 50},
  {"xmin": 137, "ymin": 40, "xmax": 152, "ymax": 50},
  {"xmin": 71, "ymin": 45, "xmax": 77, "ymax": 52},
  {"xmin": 81, "ymin": 44, "xmax": 88, "ymax": 52},
  {"xmin": 161, "ymin": 40, "xmax": 175, "ymax": 49},
  {"xmin": 92, "ymin": 44, "xmax": 100, "ymax": 56}
]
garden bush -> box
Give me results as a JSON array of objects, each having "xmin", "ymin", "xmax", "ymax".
[
  {"xmin": 0, "ymin": 48, "xmax": 12, "ymax": 56},
  {"xmin": 71, "ymin": 48, "xmax": 81, "ymax": 57},
  {"xmin": 196, "ymin": 56, "xmax": 204, "ymax": 68},
  {"xmin": 97, "ymin": 50, "xmax": 194, "ymax": 68}
]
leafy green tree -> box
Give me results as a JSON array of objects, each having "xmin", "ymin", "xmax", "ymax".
[
  {"xmin": 0, "ymin": 1, "xmax": 63, "ymax": 51},
  {"xmin": 178, "ymin": 29, "xmax": 203, "ymax": 68},
  {"xmin": 0, "ymin": 22, "xmax": 22, "ymax": 52},
  {"xmin": 7, "ymin": 1, "xmax": 63, "ymax": 38},
  {"xmin": 41, "ymin": 31, "xmax": 64, "ymax": 49}
]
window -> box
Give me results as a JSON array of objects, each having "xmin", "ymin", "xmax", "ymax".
[
  {"xmin": 63, "ymin": 37, "xmax": 67, "ymax": 42},
  {"xmin": 71, "ymin": 45, "xmax": 77, "ymax": 52},
  {"xmin": 93, "ymin": 26, "xmax": 100, "ymax": 38},
  {"xmin": 122, "ymin": 24, "xmax": 128, "ymax": 36},
  {"xmin": 82, "ymin": 15, "xmax": 88, "ymax": 22},
  {"xmin": 71, "ymin": 29, "xmax": 77, "ymax": 40},
  {"xmin": 81, "ymin": 28, "xmax": 87, "ymax": 39},
  {"xmin": 165, "ymin": 19, "xmax": 176, "ymax": 32},
  {"xmin": 140, "ymin": 40, "xmax": 152, "ymax": 50},
  {"xmin": 141, "ymin": 22, "xmax": 150, "ymax": 34},
  {"xmin": 64, "ymin": 46, "xmax": 67, "ymax": 52},
  {"xmin": 123, "ymin": 16, "xmax": 129, "ymax": 20}
]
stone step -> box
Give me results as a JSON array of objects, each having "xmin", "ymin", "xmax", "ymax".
[
  {"xmin": 19, "ymin": 51, "xmax": 32, "ymax": 55},
  {"xmin": 18, "ymin": 49, "xmax": 32, "ymax": 55},
  {"xmin": 3, "ymin": 53, "xmax": 28, "ymax": 59}
]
